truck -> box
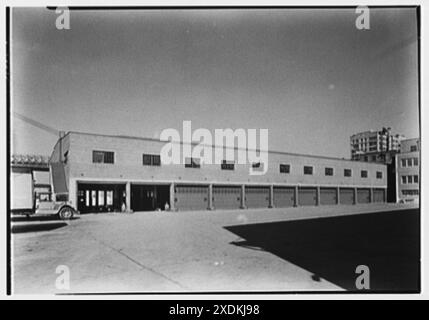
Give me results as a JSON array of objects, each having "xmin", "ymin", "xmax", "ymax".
[{"xmin": 11, "ymin": 170, "xmax": 76, "ymax": 220}]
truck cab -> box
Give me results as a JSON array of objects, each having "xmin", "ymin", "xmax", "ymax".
[{"xmin": 35, "ymin": 193, "xmax": 75, "ymax": 220}]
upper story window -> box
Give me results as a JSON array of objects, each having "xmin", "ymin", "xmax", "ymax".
[
  {"xmin": 303, "ymin": 166, "xmax": 313, "ymax": 175},
  {"xmin": 376, "ymin": 171, "xmax": 383, "ymax": 179},
  {"xmin": 401, "ymin": 159, "xmax": 407, "ymax": 167},
  {"xmin": 280, "ymin": 164, "xmax": 290, "ymax": 174},
  {"xmin": 185, "ymin": 157, "xmax": 201, "ymax": 168},
  {"xmin": 407, "ymin": 158, "xmax": 412, "ymax": 167},
  {"xmin": 93, "ymin": 150, "xmax": 114, "ymax": 164},
  {"xmin": 361, "ymin": 170, "xmax": 368, "ymax": 178},
  {"xmin": 344, "ymin": 169, "xmax": 352, "ymax": 177},
  {"xmin": 413, "ymin": 158, "xmax": 418, "ymax": 166},
  {"xmin": 221, "ymin": 160, "xmax": 235, "ymax": 170},
  {"xmin": 410, "ymin": 145, "xmax": 417, "ymax": 152},
  {"xmin": 143, "ymin": 154, "xmax": 161, "ymax": 166},
  {"xmin": 325, "ymin": 167, "xmax": 334, "ymax": 176}
]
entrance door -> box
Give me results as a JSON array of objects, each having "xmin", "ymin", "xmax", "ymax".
[
  {"xmin": 320, "ymin": 188, "xmax": 337, "ymax": 205},
  {"xmin": 174, "ymin": 185, "xmax": 208, "ymax": 211},
  {"xmin": 131, "ymin": 185, "xmax": 170, "ymax": 212},
  {"xmin": 357, "ymin": 188, "xmax": 371, "ymax": 203},
  {"xmin": 213, "ymin": 186, "xmax": 241, "ymax": 210},
  {"xmin": 273, "ymin": 187, "xmax": 295, "ymax": 208},
  {"xmin": 245, "ymin": 186, "xmax": 270, "ymax": 208},
  {"xmin": 373, "ymin": 189, "xmax": 385, "ymax": 203},
  {"xmin": 339, "ymin": 188, "xmax": 354, "ymax": 205},
  {"xmin": 298, "ymin": 187, "xmax": 317, "ymax": 206},
  {"xmin": 77, "ymin": 184, "xmax": 125, "ymax": 213}
]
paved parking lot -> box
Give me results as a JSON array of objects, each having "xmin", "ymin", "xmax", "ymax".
[{"xmin": 12, "ymin": 203, "xmax": 419, "ymax": 294}]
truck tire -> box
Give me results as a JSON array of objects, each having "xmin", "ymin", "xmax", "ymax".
[{"xmin": 58, "ymin": 206, "xmax": 74, "ymax": 220}]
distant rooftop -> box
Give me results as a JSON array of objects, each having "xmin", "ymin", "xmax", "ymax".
[{"xmin": 11, "ymin": 154, "xmax": 50, "ymax": 169}]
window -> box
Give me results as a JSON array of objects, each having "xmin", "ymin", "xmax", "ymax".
[
  {"xmin": 93, "ymin": 150, "xmax": 114, "ymax": 164},
  {"xmin": 407, "ymin": 176, "xmax": 413, "ymax": 184},
  {"xmin": 410, "ymin": 145, "xmax": 417, "ymax": 152},
  {"xmin": 401, "ymin": 159, "xmax": 407, "ymax": 167},
  {"xmin": 56, "ymin": 194, "xmax": 69, "ymax": 202},
  {"xmin": 152, "ymin": 155, "xmax": 161, "ymax": 166},
  {"xmin": 252, "ymin": 162, "xmax": 261, "ymax": 168},
  {"xmin": 221, "ymin": 160, "xmax": 235, "ymax": 170},
  {"xmin": 361, "ymin": 170, "xmax": 368, "ymax": 178},
  {"xmin": 185, "ymin": 157, "xmax": 201, "ymax": 168},
  {"xmin": 142, "ymin": 154, "xmax": 161, "ymax": 166},
  {"xmin": 325, "ymin": 167, "xmax": 334, "ymax": 176},
  {"xmin": 407, "ymin": 158, "xmax": 412, "ymax": 167},
  {"xmin": 414, "ymin": 175, "xmax": 419, "ymax": 184},
  {"xmin": 413, "ymin": 158, "xmax": 418, "ymax": 166},
  {"xmin": 303, "ymin": 166, "xmax": 313, "ymax": 175},
  {"xmin": 344, "ymin": 169, "xmax": 352, "ymax": 177},
  {"xmin": 91, "ymin": 190, "xmax": 97, "ymax": 206},
  {"xmin": 402, "ymin": 189, "xmax": 419, "ymax": 196},
  {"xmin": 376, "ymin": 171, "xmax": 383, "ymax": 179},
  {"xmin": 372, "ymin": 155, "xmax": 377, "ymax": 162},
  {"xmin": 98, "ymin": 191, "xmax": 104, "ymax": 206},
  {"xmin": 402, "ymin": 176, "xmax": 407, "ymax": 184},
  {"xmin": 106, "ymin": 191, "xmax": 113, "ymax": 206},
  {"xmin": 63, "ymin": 151, "xmax": 69, "ymax": 164},
  {"xmin": 280, "ymin": 164, "xmax": 290, "ymax": 174}
]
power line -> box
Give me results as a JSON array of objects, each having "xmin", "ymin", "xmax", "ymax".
[{"xmin": 13, "ymin": 112, "xmax": 59, "ymax": 136}]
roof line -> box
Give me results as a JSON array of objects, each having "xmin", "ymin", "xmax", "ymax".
[{"xmin": 66, "ymin": 130, "xmax": 387, "ymax": 165}]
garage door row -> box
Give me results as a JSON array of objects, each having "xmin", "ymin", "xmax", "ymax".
[{"xmin": 173, "ymin": 185, "xmax": 386, "ymax": 211}]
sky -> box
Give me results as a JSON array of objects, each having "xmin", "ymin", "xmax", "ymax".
[{"xmin": 11, "ymin": 7, "xmax": 419, "ymax": 158}]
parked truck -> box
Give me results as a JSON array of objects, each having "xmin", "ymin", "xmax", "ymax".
[{"xmin": 11, "ymin": 171, "xmax": 75, "ymax": 220}]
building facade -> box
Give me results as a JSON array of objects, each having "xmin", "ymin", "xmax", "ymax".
[
  {"xmin": 50, "ymin": 132, "xmax": 388, "ymax": 213},
  {"xmin": 350, "ymin": 127, "xmax": 404, "ymax": 164},
  {"xmin": 396, "ymin": 138, "xmax": 420, "ymax": 203}
]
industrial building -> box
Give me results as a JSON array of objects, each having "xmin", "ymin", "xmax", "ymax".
[
  {"xmin": 48, "ymin": 131, "xmax": 387, "ymax": 214},
  {"xmin": 396, "ymin": 138, "xmax": 420, "ymax": 203}
]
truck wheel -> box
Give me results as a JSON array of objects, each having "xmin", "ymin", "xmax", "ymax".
[{"xmin": 58, "ymin": 206, "xmax": 74, "ymax": 220}]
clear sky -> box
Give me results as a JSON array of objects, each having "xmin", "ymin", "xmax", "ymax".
[{"xmin": 11, "ymin": 7, "xmax": 419, "ymax": 158}]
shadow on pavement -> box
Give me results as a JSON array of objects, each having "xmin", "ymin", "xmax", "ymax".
[
  {"xmin": 11, "ymin": 215, "xmax": 79, "ymax": 222},
  {"xmin": 225, "ymin": 209, "xmax": 420, "ymax": 292},
  {"xmin": 12, "ymin": 222, "xmax": 68, "ymax": 234}
]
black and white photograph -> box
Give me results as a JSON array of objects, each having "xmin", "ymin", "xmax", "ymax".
[{"xmin": 4, "ymin": 3, "xmax": 425, "ymax": 298}]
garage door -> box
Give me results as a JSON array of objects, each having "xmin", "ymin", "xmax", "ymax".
[
  {"xmin": 175, "ymin": 185, "xmax": 208, "ymax": 211},
  {"xmin": 320, "ymin": 188, "xmax": 337, "ymax": 205},
  {"xmin": 298, "ymin": 187, "xmax": 317, "ymax": 206},
  {"xmin": 357, "ymin": 188, "xmax": 371, "ymax": 204},
  {"xmin": 373, "ymin": 189, "xmax": 385, "ymax": 203},
  {"xmin": 245, "ymin": 186, "xmax": 269, "ymax": 208},
  {"xmin": 213, "ymin": 186, "xmax": 241, "ymax": 210},
  {"xmin": 273, "ymin": 187, "xmax": 295, "ymax": 208},
  {"xmin": 340, "ymin": 188, "xmax": 354, "ymax": 205}
]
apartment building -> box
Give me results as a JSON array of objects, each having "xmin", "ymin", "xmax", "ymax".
[{"xmin": 396, "ymin": 138, "xmax": 420, "ymax": 203}]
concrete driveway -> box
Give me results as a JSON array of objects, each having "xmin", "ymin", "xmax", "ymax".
[{"xmin": 12, "ymin": 203, "xmax": 419, "ymax": 294}]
